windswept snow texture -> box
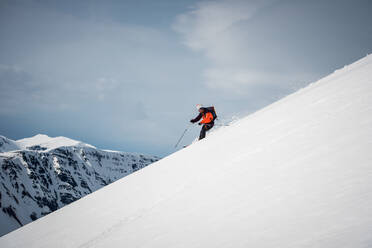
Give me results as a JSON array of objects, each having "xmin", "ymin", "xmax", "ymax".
[
  {"xmin": 1, "ymin": 55, "xmax": 372, "ymax": 248},
  {"xmin": 0, "ymin": 135, "xmax": 159, "ymax": 237}
]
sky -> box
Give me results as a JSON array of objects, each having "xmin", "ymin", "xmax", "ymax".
[{"xmin": 0, "ymin": 0, "xmax": 371, "ymax": 156}]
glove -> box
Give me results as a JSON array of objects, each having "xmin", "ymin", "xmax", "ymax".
[{"xmin": 190, "ymin": 120, "xmax": 194, "ymax": 123}]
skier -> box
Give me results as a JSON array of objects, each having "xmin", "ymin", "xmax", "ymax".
[{"xmin": 190, "ymin": 104, "xmax": 217, "ymax": 140}]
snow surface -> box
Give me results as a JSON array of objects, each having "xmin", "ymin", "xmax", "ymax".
[
  {"xmin": 1, "ymin": 55, "xmax": 372, "ymax": 247},
  {"xmin": 16, "ymin": 134, "xmax": 96, "ymax": 151}
]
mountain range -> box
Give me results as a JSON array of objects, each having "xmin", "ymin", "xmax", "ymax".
[{"xmin": 0, "ymin": 134, "xmax": 159, "ymax": 236}]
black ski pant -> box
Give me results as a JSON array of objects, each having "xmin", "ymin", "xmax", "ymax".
[{"xmin": 199, "ymin": 123, "xmax": 214, "ymax": 140}]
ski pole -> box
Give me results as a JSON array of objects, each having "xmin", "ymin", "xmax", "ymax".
[{"xmin": 174, "ymin": 124, "xmax": 190, "ymax": 148}]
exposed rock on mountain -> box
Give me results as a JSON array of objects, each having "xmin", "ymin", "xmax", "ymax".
[{"xmin": 0, "ymin": 134, "xmax": 159, "ymax": 236}]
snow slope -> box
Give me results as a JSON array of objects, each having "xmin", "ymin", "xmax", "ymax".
[
  {"xmin": 0, "ymin": 135, "xmax": 159, "ymax": 237},
  {"xmin": 1, "ymin": 55, "xmax": 372, "ymax": 247}
]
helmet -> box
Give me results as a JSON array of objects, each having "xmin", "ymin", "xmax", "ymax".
[{"xmin": 196, "ymin": 104, "xmax": 202, "ymax": 110}]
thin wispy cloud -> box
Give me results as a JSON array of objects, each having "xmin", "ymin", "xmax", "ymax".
[
  {"xmin": 1, "ymin": 5, "xmax": 154, "ymax": 109},
  {"xmin": 173, "ymin": 0, "xmax": 283, "ymax": 93},
  {"xmin": 173, "ymin": 0, "xmax": 275, "ymax": 52}
]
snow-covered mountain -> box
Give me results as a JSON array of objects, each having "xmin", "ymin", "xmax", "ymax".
[
  {"xmin": 1, "ymin": 54, "xmax": 372, "ymax": 248},
  {"xmin": 0, "ymin": 135, "xmax": 159, "ymax": 237},
  {"xmin": 0, "ymin": 136, "xmax": 21, "ymax": 153},
  {"xmin": 16, "ymin": 134, "xmax": 97, "ymax": 151}
]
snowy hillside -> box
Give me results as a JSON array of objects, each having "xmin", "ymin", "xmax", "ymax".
[
  {"xmin": 0, "ymin": 135, "xmax": 159, "ymax": 237},
  {"xmin": 1, "ymin": 55, "xmax": 372, "ymax": 248},
  {"xmin": 0, "ymin": 136, "xmax": 21, "ymax": 153}
]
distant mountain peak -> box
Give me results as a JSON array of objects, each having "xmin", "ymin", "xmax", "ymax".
[
  {"xmin": 0, "ymin": 136, "xmax": 21, "ymax": 153},
  {"xmin": 16, "ymin": 134, "xmax": 95, "ymax": 152}
]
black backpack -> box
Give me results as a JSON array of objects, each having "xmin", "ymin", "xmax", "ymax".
[{"xmin": 206, "ymin": 106, "xmax": 218, "ymax": 121}]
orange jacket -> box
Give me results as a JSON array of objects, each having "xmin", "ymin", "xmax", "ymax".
[{"xmin": 200, "ymin": 112, "xmax": 214, "ymax": 124}]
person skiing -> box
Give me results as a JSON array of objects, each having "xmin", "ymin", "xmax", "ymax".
[{"xmin": 190, "ymin": 104, "xmax": 217, "ymax": 140}]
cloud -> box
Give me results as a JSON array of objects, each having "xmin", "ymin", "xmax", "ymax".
[
  {"xmin": 174, "ymin": 0, "xmax": 372, "ymax": 94},
  {"xmin": 173, "ymin": 0, "xmax": 272, "ymax": 52},
  {"xmin": 173, "ymin": 0, "xmax": 282, "ymax": 92},
  {"xmin": 0, "ymin": 1, "xmax": 184, "ymax": 112},
  {"xmin": 95, "ymin": 77, "xmax": 119, "ymax": 101},
  {"xmin": 0, "ymin": 65, "xmax": 33, "ymax": 90},
  {"xmin": 0, "ymin": 64, "xmax": 43, "ymax": 112}
]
